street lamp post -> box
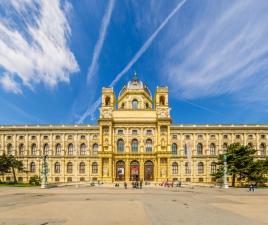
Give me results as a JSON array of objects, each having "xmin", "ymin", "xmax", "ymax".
[
  {"xmin": 223, "ymin": 154, "xmax": 229, "ymax": 189},
  {"xmin": 41, "ymin": 155, "xmax": 48, "ymax": 189}
]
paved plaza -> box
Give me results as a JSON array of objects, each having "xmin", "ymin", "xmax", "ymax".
[{"xmin": 0, "ymin": 185, "xmax": 267, "ymax": 225}]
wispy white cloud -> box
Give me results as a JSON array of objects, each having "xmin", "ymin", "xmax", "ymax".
[
  {"xmin": 0, "ymin": 72, "xmax": 22, "ymax": 94},
  {"xmin": 86, "ymin": 0, "xmax": 116, "ymax": 84},
  {"xmin": 161, "ymin": 0, "xmax": 268, "ymax": 107},
  {"xmin": 77, "ymin": 0, "xmax": 187, "ymax": 123},
  {"xmin": 0, "ymin": 0, "xmax": 79, "ymax": 94}
]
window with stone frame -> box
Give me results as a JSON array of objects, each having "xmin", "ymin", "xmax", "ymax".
[
  {"xmin": 54, "ymin": 162, "xmax": 60, "ymax": 173},
  {"xmin": 198, "ymin": 162, "xmax": 204, "ymax": 174},
  {"xmin": 171, "ymin": 143, "xmax": 177, "ymax": 155},
  {"xmin": 30, "ymin": 162, "xmax": 36, "ymax": 172},
  {"xmin": 92, "ymin": 162, "xmax": 98, "ymax": 173},
  {"xmin": 117, "ymin": 139, "xmax": 124, "ymax": 152},
  {"xmin": 196, "ymin": 143, "xmax": 203, "ymax": 155},
  {"xmin": 67, "ymin": 162, "xmax": 73, "ymax": 174},
  {"xmin": 79, "ymin": 162, "xmax": 86, "ymax": 174},
  {"xmin": 145, "ymin": 139, "xmax": 153, "ymax": 153},
  {"xmin": 131, "ymin": 139, "xmax": 138, "ymax": 152},
  {"xmin": 80, "ymin": 143, "xmax": 87, "ymax": 155},
  {"xmin": 172, "ymin": 162, "xmax": 178, "ymax": 174}
]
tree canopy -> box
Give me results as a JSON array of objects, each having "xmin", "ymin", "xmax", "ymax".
[{"xmin": 212, "ymin": 143, "xmax": 268, "ymax": 186}]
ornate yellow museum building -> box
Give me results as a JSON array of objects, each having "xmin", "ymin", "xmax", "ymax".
[{"xmin": 0, "ymin": 76, "xmax": 267, "ymax": 184}]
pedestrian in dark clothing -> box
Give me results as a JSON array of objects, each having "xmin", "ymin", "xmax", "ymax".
[
  {"xmin": 124, "ymin": 182, "xmax": 127, "ymax": 189},
  {"xmin": 139, "ymin": 180, "xmax": 143, "ymax": 189}
]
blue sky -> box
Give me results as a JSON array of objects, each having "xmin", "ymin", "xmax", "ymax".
[{"xmin": 0, "ymin": 0, "xmax": 268, "ymax": 125}]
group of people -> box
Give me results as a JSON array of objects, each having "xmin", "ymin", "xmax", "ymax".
[
  {"xmin": 130, "ymin": 180, "xmax": 143, "ymax": 189},
  {"xmin": 160, "ymin": 180, "xmax": 182, "ymax": 188},
  {"xmin": 114, "ymin": 180, "xmax": 143, "ymax": 189}
]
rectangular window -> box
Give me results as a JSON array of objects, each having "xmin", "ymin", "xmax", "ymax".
[
  {"xmin": 118, "ymin": 129, "xmax": 124, "ymax": 135},
  {"xmin": 210, "ymin": 135, "xmax": 215, "ymax": 139},
  {"xmin": 146, "ymin": 130, "xmax": 152, "ymax": 135},
  {"xmin": 197, "ymin": 134, "xmax": 203, "ymax": 139},
  {"xmin": 185, "ymin": 135, "xmax": 190, "ymax": 140},
  {"xmin": 132, "ymin": 130, "xmax": 138, "ymax": 135}
]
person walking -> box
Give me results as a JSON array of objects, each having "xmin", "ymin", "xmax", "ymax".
[
  {"xmin": 124, "ymin": 182, "xmax": 127, "ymax": 189},
  {"xmin": 249, "ymin": 184, "xmax": 253, "ymax": 192},
  {"xmin": 139, "ymin": 180, "xmax": 143, "ymax": 189}
]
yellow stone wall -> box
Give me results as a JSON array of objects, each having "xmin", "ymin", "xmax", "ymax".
[{"xmin": 0, "ymin": 81, "xmax": 268, "ymax": 184}]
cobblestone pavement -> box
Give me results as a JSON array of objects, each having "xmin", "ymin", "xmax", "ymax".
[{"xmin": 0, "ymin": 185, "xmax": 267, "ymax": 225}]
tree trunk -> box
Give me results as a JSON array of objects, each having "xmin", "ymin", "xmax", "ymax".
[
  {"xmin": 11, "ymin": 166, "xmax": 17, "ymax": 184},
  {"xmin": 232, "ymin": 174, "xmax": 235, "ymax": 187}
]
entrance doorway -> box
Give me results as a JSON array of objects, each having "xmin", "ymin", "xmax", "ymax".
[
  {"xmin": 116, "ymin": 160, "xmax": 125, "ymax": 181},
  {"xmin": 144, "ymin": 160, "xmax": 154, "ymax": 181},
  {"xmin": 130, "ymin": 161, "xmax": 139, "ymax": 181}
]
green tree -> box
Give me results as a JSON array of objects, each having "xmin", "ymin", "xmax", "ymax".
[
  {"xmin": 0, "ymin": 154, "xmax": 23, "ymax": 183},
  {"xmin": 246, "ymin": 158, "xmax": 268, "ymax": 186},
  {"xmin": 213, "ymin": 143, "xmax": 256, "ymax": 186},
  {"xmin": 0, "ymin": 154, "xmax": 10, "ymax": 176},
  {"xmin": 7, "ymin": 155, "xmax": 23, "ymax": 183}
]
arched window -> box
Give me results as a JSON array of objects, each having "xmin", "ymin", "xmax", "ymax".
[
  {"xmin": 116, "ymin": 160, "xmax": 125, "ymax": 181},
  {"xmin": 55, "ymin": 144, "xmax": 61, "ymax": 156},
  {"xmin": 209, "ymin": 143, "xmax": 216, "ymax": 155},
  {"xmin": 30, "ymin": 162, "xmax": 36, "ymax": 172},
  {"xmin": 79, "ymin": 162, "xmax": 85, "ymax": 174},
  {"xmin": 185, "ymin": 162, "xmax": 190, "ymax": 174},
  {"xmin": 159, "ymin": 96, "xmax": 165, "ymax": 105},
  {"xmin": 80, "ymin": 144, "xmax": 86, "ymax": 155},
  {"xmin": 92, "ymin": 162, "xmax": 98, "ymax": 174},
  {"xmin": 145, "ymin": 139, "xmax": 153, "ymax": 153},
  {"xmin": 121, "ymin": 103, "xmax": 125, "ymax": 109},
  {"xmin": 145, "ymin": 102, "xmax": 149, "ymax": 109},
  {"xmin": 172, "ymin": 162, "xmax": 178, "ymax": 174},
  {"xmin": 248, "ymin": 142, "xmax": 253, "ymax": 148},
  {"xmin": 19, "ymin": 144, "xmax": 24, "ymax": 156},
  {"xmin": 197, "ymin": 143, "xmax": 203, "ymax": 155},
  {"xmin": 211, "ymin": 162, "xmax": 217, "ymax": 174},
  {"xmin": 67, "ymin": 162, "xmax": 73, "ymax": 174},
  {"xmin": 198, "ymin": 162, "xmax": 204, "ymax": 174},
  {"xmin": 105, "ymin": 96, "xmax": 110, "ymax": 106},
  {"xmin": 117, "ymin": 139, "xmax": 124, "ymax": 152},
  {"xmin": 222, "ymin": 143, "xmax": 228, "ymax": 153},
  {"xmin": 93, "ymin": 144, "xmax": 98, "ymax": 155},
  {"xmin": 260, "ymin": 143, "xmax": 266, "ymax": 156},
  {"xmin": 67, "ymin": 144, "xmax": 74, "ymax": 155},
  {"xmin": 43, "ymin": 144, "xmax": 49, "ymax": 155},
  {"xmin": 144, "ymin": 160, "xmax": 154, "ymax": 181},
  {"xmin": 31, "ymin": 144, "xmax": 37, "ymax": 155},
  {"xmin": 171, "ymin": 143, "xmax": 177, "ymax": 155},
  {"xmin": 7, "ymin": 144, "xmax": 12, "ymax": 155},
  {"xmin": 131, "ymin": 139, "xmax": 138, "ymax": 152},
  {"xmin": 132, "ymin": 99, "xmax": 138, "ymax": 109},
  {"xmin": 54, "ymin": 162, "xmax": 60, "ymax": 173}
]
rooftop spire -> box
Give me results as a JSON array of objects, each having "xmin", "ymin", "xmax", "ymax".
[{"xmin": 133, "ymin": 71, "xmax": 138, "ymax": 81}]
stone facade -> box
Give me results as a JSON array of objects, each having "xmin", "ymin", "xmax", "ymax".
[{"xmin": 0, "ymin": 76, "xmax": 267, "ymax": 184}]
